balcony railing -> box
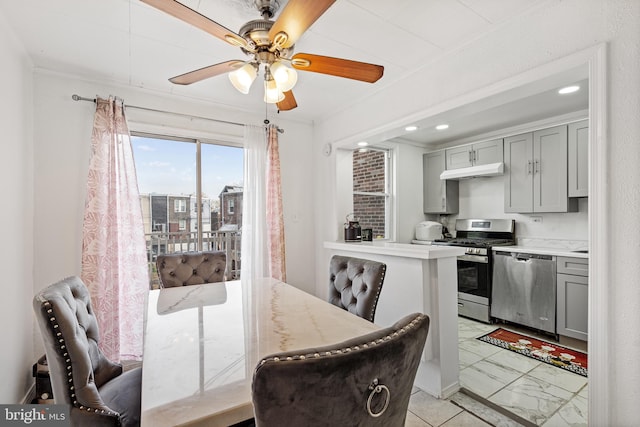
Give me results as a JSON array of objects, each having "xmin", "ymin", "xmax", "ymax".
[{"xmin": 145, "ymin": 230, "xmax": 241, "ymax": 289}]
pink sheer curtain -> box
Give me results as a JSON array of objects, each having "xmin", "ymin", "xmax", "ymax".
[
  {"xmin": 266, "ymin": 125, "xmax": 286, "ymax": 281},
  {"xmin": 81, "ymin": 96, "xmax": 149, "ymax": 362},
  {"xmin": 241, "ymin": 125, "xmax": 286, "ymax": 281}
]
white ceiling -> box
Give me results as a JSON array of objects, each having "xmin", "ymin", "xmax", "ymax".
[{"xmin": 1, "ymin": 0, "xmax": 587, "ymax": 145}]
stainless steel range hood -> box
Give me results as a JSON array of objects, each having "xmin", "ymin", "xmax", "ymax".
[{"xmin": 440, "ymin": 162, "xmax": 504, "ymax": 180}]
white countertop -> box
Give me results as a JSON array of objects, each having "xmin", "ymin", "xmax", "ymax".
[
  {"xmin": 324, "ymin": 241, "xmax": 465, "ymax": 259},
  {"xmin": 493, "ymin": 245, "xmax": 589, "ymax": 259}
]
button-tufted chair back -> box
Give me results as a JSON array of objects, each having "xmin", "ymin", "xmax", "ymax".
[
  {"xmin": 33, "ymin": 276, "xmax": 142, "ymax": 427},
  {"xmin": 156, "ymin": 251, "xmax": 227, "ymax": 288},
  {"xmin": 252, "ymin": 312, "xmax": 429, "ymax": 427},
  {"xmin": 328, "ymin": 255, "xmax": 387, "ymax": 322}
]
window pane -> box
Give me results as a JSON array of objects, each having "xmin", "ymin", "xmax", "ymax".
[
  {"xmin": 352, "ymin": 149, "xmax": 388, "ymax": 239},
  {"xmin": 132, "ymin": 137, "xmax": 196, "ymax": 259},
  {"xmin": 353, "ymin": 150, "xmax": 386, "ymax": 193},
  {"xmin": 201, "ymin": 143, "xmax": 244, "ymax": 278},
  {"xmin": 131, "ymin": 136, "xmax": 244, "ymax": 287},
  {"xmin": 353, "ymin": 194, "xmax": 387, "ymax": 239}
]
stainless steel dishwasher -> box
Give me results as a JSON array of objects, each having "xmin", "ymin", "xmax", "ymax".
[{"xmin": 491, "ymin": 251, "xmax": 557, "ymax": 334}]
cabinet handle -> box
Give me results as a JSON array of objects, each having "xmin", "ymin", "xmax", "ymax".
[
  {"xmin": 442, "ymin": 197, "xmax": 445, "ymax": 209},
  {"xmin": 527, "ymin": 160, "xmax": 533, "ymax": 175},
  {"xmin": 535, "ymin": 159, "xmax": 540, "ymax": 174},
  {"xmin": 473, "ymin": 150, "xmax": 477, "ymax": 162},
  {"xmin": 468, "ymin": 151, "xmax": 473, "ymax": 163}
]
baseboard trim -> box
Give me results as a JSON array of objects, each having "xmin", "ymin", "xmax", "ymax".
[{"xmin": 22, "ymin": 383, "xmax": 36, "ymax": 405}]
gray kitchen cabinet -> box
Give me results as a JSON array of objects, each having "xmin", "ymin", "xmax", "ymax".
[
  {"xmin": 504, "ymin": 125, "xmax": 578, "ymax": 212},
  {"xmin": 568, "ymin": 120, "xmax": 589, "ymax": 197},
  {"xmin": 446, "ymin": 138, "xmax": 503, "ymax": 170},
  {"xmin": 557, "ymin": 256, "xmax": 588, "ymax": 341},
  {"xmin": 423, "ymin": 151, "xmax": 458, "ymax": 214}
]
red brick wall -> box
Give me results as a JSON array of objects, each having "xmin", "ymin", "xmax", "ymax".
[{"xmin": 353, "ymin": 150, "xmax": 386, "ymax": 238}]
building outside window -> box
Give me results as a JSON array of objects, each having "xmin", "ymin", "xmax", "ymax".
[
  {"xmin": 174, "ymin": 199, "xmax": 186, "ymax": 213},
  {"xmin": 219, "ymin": 185, "xmax": 243, "ymax": 229},
  {"xmin": 352, "ymin": 149, "xmax": 390, "ymax": 239},
  {"xmin": 178, "ymin": 219, "xmax": 187, "ymax": 231}
]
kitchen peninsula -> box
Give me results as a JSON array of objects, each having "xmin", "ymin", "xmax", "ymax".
[{"xmin": 324, "ymin": 241, "xmax": 465, "ymax": 398}]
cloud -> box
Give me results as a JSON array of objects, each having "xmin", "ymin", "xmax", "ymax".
[
  {"xmin": 148, "ymin": 161, "xmax": 171, "ymax": 168},
  {"xmin": 136, "ymin": 144, "xmax": 155, "ymax": 152}
]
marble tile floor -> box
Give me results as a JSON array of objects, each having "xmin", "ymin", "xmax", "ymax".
[
  {"xmin": 456, "ymin": 317, "xmax": 588, "ymax": 426},
  {"xmin": 406, "ymin": 387, "xmax": 525, "ymax": 427}
]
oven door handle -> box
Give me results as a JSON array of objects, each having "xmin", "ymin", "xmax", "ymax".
[{"xmin": 458, "ymin": 254, "xmax": 488, "ymax": 263}]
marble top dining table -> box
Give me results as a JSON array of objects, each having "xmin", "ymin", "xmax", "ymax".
[{"xmin": 140, "ymin": 278, "xmax": 380, "ymax": 427}]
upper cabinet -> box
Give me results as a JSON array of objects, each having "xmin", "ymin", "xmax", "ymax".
[
  {"xmin": 568, "ymin": 120, "xmax": 589, "ymax": 197},
  {"xmin": 446, "ymin": 139, "xmax": 504, "ymax": 170},
  {"xmin": 504, "ymin": 125, "xmax": 578, "ymax": 213},
  {"xmin": 423, "ymin": 151, "xmax": 458, "ymax": 214}
]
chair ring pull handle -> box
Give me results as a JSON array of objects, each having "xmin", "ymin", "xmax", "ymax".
[{"xmin": 366, "ymin": 382, "xmax": 390, "ymax": 418}]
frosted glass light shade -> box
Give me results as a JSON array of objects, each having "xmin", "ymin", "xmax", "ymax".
[
  {"xmin": 264, "ymin": 78, "xmax": 285, "ymax": 103},
  {"xmin": 229, "ymin": 63, "xmax": 257, "ymax": 94},
  {"xmin": 270, "ymin": 61, "xmax": 298, "ymax": 92}
]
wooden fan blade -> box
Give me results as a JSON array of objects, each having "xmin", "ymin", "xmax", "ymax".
[
  {"xmin": 277, "ymin": 90, "xmax": 298, "ymax": 111},
  {"xmin": 268, "ymin": 0, "xmax": 335, "ymax": 49},
  {"xmin": 290, "ymin": 53, "xmax": 384, "ymax": 83},
  {"xmin": 141, "ymin": 0, "xmax": 247, "ymax": 48},
  {"xmin": 169, "ymin": 60, "xmax": 244, "ymax": 85}
]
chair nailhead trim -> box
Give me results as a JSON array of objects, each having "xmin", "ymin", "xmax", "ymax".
[
  {"xmin": 259, "ymin": 314, "xmax": 427, "ymax": 364},
  {"xmin": 367, "ymin": 265, "xmax": 387, "ymax": 322},
  {"xmin": 41, "ymin": 300, "xmax": 120, "ymax": 419}
]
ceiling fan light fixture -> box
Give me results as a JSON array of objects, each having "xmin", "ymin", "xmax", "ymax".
[
  {"xmin": 264, "ymin": 75, "xmax": 285, "ymax": 103},
  {"xmin": 270, "ymin": 60, "xmax": 298, "ymax": 92},
  {"xmin": 229, "ymin": 63, "xmax": 258, "ymax": 94}
]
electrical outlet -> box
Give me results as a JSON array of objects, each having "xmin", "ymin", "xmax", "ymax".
[{"xmin": 531, "ymin": 216, "xmax": 542, "ymax": 223}]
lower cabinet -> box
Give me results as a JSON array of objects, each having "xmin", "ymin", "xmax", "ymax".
[{"xmin": 556, "ymin": 256, "xmax": 588, "ymax": 341}]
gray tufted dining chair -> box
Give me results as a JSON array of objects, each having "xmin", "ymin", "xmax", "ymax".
[
  {"xmin": 33, "ymin": 276, "xmax": 141, "ymax": 427},
  {"xmin": 156, "ymin": 251, "xmax": 226, "ymax": 288},
  {"xmin": 328, "ymin": 255, "xmax": 387, "ymax": 322},
  {"xmin": 251, "ymin": 312, "xmax": 430, "ymax": 427}
]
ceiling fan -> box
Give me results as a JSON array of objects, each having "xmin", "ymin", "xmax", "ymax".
[{"xmin": 141, "ymin": 0, "xmax": 384, "ymax": 111}]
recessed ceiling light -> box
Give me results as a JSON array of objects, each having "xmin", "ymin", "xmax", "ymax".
[
  {"xmin": 357, "ymin": 141, "xmax": 369, "ymax": 147},
  {"xmin": 558, "ymin": 85, "xmax": 580, "ymax": 94},
  {"xmin": 435, "ymin": 124, "xmax": 449, "ymax": 130},
  {"xmin": 405, "ymin": 125, "xmax": 418, "ymax": 132}
]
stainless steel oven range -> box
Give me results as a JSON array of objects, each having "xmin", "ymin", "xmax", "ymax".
[{"xmin": 431, "ymin": 218, "xmax": 515, "ymax": 323}]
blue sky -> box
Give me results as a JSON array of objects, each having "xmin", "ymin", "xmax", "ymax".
[{"xmin": 131, "ymin": 136, "xmax": 243, "ymax": 199}]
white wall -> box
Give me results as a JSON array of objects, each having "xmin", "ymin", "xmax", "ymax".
[
  {"xmin": 314, "ymin": 0, "xmax": 640, "ymax": 423},
  {"xmin": 0, "ymin": 13, "xmax": 35, "ymax": 403}
]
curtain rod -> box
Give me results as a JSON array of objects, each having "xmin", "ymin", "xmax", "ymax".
[{"xmin": 71, "ymin": 94, "xmax": 284, "ymax": 133}]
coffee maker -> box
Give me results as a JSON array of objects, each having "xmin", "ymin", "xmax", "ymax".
[{"xmin": 344, "ymin": 214, "xmax": 362, "ymax": 242}]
